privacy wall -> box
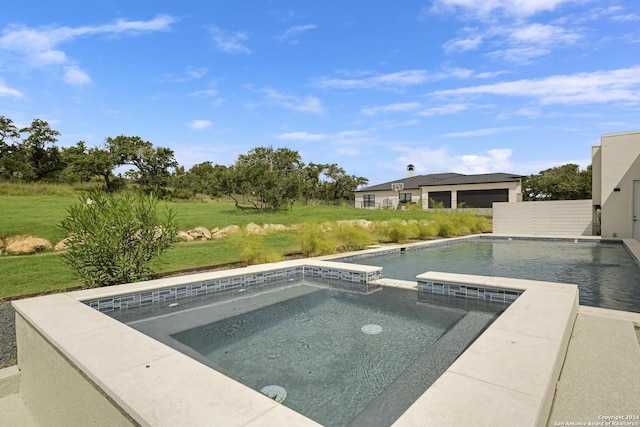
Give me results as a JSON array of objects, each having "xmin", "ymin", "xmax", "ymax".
[{"xmin": 493, "ymin": 200, "xmax": 593, "ymax": 236}]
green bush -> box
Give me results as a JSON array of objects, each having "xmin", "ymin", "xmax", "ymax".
[
  {"xmin": 374, "ymin": 220, "xmax": 410, "ymax": 243},
  {"xmin": 60, "ymin": 189, "xmax": 178, "ymax": 288},
  {"xmin": 232, "ymin": 234, "xmax": 283, "ymax": 265},
  {"xmin": 297, "ymin": 223, "xmax": 337, "ymax": 257},
  {"xmin": 333, "ymin": 223, "xmax": 376, "ymax": 252},
  {"xmin": 415, "ymin": 220, "xmax": 439, "ymax": 239}
]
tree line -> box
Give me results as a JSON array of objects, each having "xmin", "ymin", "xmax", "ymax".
[
  {"xmin": 0, "ymin": 116, "xmax": 368, "ymax": 209},
  {"xmin": 522, "ymin": 163, "xmax": 592, "ymax": 201}
]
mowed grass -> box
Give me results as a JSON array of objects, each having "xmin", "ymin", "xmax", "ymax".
[
  {"xmin": 1, "ymin": 194, "xmax": 438, "ymax": 243},
  {"xmin": 0, "ymin": 192, "xmax": 487, "ymax": 299},
  {"xmin": 0, "ymin": 195, "xmax": 77, "ymax": 242},
  {"xmin": 1, "ymin": 233, "xmax": 300, "ymax": 299}
]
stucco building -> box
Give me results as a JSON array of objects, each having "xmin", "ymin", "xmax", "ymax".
[
  {"xmin": 354, "ymin": 166, "xmax": 522, "ymax": 210},
  {"xmin": 592, "ymin": 130, "xmax": 640, "ymax": 239}
]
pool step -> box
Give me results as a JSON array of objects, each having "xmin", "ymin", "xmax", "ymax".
[{"xmin": 349, "ymin": 310, "xmax": 498, "ymax": 427}]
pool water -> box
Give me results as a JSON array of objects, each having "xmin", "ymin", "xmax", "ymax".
[
  {"xmin": 346, "ymin": 239, "xmax": 640, "ymax": 313},
  {"xmin": 119, "ymin": 282, "xmax": 503, "ymax": 426}
]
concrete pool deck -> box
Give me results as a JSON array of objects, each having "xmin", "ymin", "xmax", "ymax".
[
  {"xmin": 2, "ymin": 235, "xmax": 640, "ymax": 426},
  {"xmin": 2, "ymin": 302, "xmax": 638, "ymax": 426}
]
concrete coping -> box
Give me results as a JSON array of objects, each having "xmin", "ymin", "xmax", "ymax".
[
  {"xmin": 13, "ymin": 263, "xmax": 579, "ymax": 426},
  {"xmin": 67, "ymin": 259, "xmax": 382, "ymax": 302},
  {"xmin": 395, "ymin": 272, "xmax": 579, "ymax": 427}
]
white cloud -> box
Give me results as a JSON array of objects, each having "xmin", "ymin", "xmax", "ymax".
[
  {"xmin": 486, "ymin": 46, "xmax": 551, "ymax": 63},
  {"xmin": 63, "ymin": 66, "xmax": 91, "ymax": 87},
  {"xmin": 433, "ymin": 66, "xmax": 640, "ymax": 105},
  {"xmin": 611, "ymin": 12, "xmax": 640, "ymax": 22},
  {"xmin": 361, "ymin": 102, "xmax": 422, "ymax": 116},
  {"xmin": 188, "ymin": 120, "xmax": 212, "ymax": 130},
  {"xmin": 313, "ymin": 70, "xmax": 430, "ymax": 90},
  {"xmin": 334, "ymin": 130, "xmax": 369, "ymax": 140},
  {"xmin": 441, "ymin": 14, "xmax": 581, "ymax": 63},
  {"xmin": 0, "ymin": 80, "xmax": 23, "ymax": 97},
  {"xmin": 486, "ymin": 23, "xmax": 582, "ymax": 63},
  {"xmin": 260, "ymin": 88, "xmax": 325, "ymax": 114},
  {"xmin": 431, "ymin": 0, "xmax": 577, "ymax": 19},
  {"xmin": 394, "ymin": 146, "xmax": 515, "ymax": 174},
  {"xmin": 0, "ymin": 15, "xmax": 175, "ymax": 65},
  {"xmin": 441, "ymin": 126, "xmax": 526, "ymax": 138},
  {"xmin": 443, "ymin": 27, "xmax": 484, "ymax": 53},
  {"xmin": 275, "ymin": 24, "xmax": 317, "ymax": 43},
  {"xmin": 336, "ymin": 147, "xmax": 360, "ymax": 155},
  {"xmin": 277, "ymin": 132, "xmax": 327, "ymax": 141},
  {"xmin": 509, "ymin": 23, "xmax": 580, "ymax": 45},
  {"xmin": 460, "ymin": 148, "xmax": 513, "ymax": 173},
  {"xmin": 189, "ymin": 88, "xmax": 218, "ymax": 97},
  {"xmin": 209, "ymin": 26, "xmax": 251, "ymax": 54},
  {"xmin": 417, "ymin": 103, "xmax": 470, "ymax": 116},
  {"xmin": 0, "ymin": 15, "xmax": 175, "ymax": 85},
  {"xmin": 275, "ymin": 129, "xmax": 369, "ymax": 144},
  {"xmin": 444, "ymin": 34, "xmax": 484, "ymax": 53},
  {"xmin": 475, "ymin": 70, "xmax": 508, "ymax": 79},
  {"xmin": 186, "ymin": 67, "xmax": 207, "ymax": 79}
]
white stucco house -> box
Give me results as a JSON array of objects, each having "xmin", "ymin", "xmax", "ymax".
[
  {"xmin": 354, "ymin": 165, "xmax": 522, "ymax": 211},
  {"xmin": 592, "ymin": 130, "xmax": 640, "ymax": 239}
]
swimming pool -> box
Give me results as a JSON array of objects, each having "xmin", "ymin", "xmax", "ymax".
[
  {"xmin": 340, "ymin": 237, "xmax": 640, "ymax": 313},
  {"xmin": 13, "ymin": 256, "xmax": 579, "ymax": 426},
  {"xmin": 111, "ymin": 279, "xmax": 504, "ymax": 426}
]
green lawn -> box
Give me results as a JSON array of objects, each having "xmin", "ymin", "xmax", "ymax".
[
  {"xmin": 1, "ymin": 195, "xmax": 437, "ymax": 243},
  {"xmin": 0, "ymin": 195, "xmax": 77, "ymax": 242},
  {"xmin": 0, "ymin": 193, "xmax": 488, "ymax": 300}
]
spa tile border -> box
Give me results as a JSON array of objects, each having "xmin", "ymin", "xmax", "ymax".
[
  {"xmin": 86, "ymin": 263, "xmax": 382, "ymax": 314},
  {"xmin": 418, "ymin": 280, "xmax": 522, "ymax": 303}
]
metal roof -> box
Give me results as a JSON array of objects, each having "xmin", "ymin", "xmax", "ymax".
[{"xmin": 356, "ymin": 172, "xmax": 522, "ymax": 192}]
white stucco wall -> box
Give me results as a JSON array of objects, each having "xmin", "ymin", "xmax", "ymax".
[
  {"xmin": 594, "ymin": 131, "xmax": 640, "ymax": 238},
  {"xmin": 493, "ymin": 200, "xmax": 593, "ymax": 236},
  {"xmin": 15, "ymin": 313, "xmax": 135, "ymax": 427}
]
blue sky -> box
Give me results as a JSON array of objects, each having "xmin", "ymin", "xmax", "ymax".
[{"xmin": 1, "ymin": 1, "xmax": 639, "ymax": 185}]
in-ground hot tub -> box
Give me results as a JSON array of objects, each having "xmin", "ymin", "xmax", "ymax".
[{"xmin": 109, "ymin": 277, "xmax": 505, "ymax": 426}]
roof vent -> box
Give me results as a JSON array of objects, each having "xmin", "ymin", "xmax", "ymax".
[{"xmin": 407, "ymin": 164, "xmax": 415, "ymax": 177}]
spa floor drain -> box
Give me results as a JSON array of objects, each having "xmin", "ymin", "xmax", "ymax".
[
  {"xmin": 361, "ymin": 324, "xmax": 383, "ymax": 335},
  {"xmin": 260, "ymin": 385, "xmax": 287, "ymax": 403}
]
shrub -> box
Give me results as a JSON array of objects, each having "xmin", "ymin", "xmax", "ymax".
[
  {"xmin": 415, "ymin": 220, "xmax": 439, "ymax": 239},
  {"xmin": 297, "ymin": 223, "xmax": 337, "ymax": 257},
  {"xmin": 60, "ymin": 189, "xmax": 178, "ymax": 288},
  {"xmin": 431, "ymin": 214, "xmax": 457, "ymax": 237},
  {"xmin": 375, "ymin": 220, "xmax": 410, "ymax": 243},
  {"xmin": 333, "ymin": 223, "xmax": 376, "ymax": 252},
  {"xmin": 232, "ymin": 234, "xmax": 283, "ymax": 265}
]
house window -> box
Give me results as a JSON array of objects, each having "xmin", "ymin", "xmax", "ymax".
[
  {"xmin": 399, "ymin": 193, "xmax": 412, "ymax": 203},
  {"xmin": 363, "ymin": 194, "xmax": 375, "ymax": 208}
]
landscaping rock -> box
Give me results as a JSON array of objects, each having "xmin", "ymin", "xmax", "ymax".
[
  {"xmin": 176, "ymin": 231, "xmax": 194, "ymax": 242},
  {"xmin": 4, "ymin": 236, "xmax": 52, "ymax": 254},
  {"xmin": 246, "ymin": 222, "xmax": 265, "ymax": 235},
  {"xmin": 187, "ymin": 227, "xmax": 211, "ymax": 240},
  {"xmin": 54, "ymin": 237, "xmax": 70, "ymax": 251},
  {"xmin": 337, "ymin": 219, "xmax": 372, "ymax": 228},
  {"xmin": 263, "ymin": 223, "xmax": 288, "ymax": 231},
  {"xmin": 211, "ymin": 225, "xmax": 241, "ymax": 239}
]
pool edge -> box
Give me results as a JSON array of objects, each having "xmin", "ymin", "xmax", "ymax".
[{"xmin": 12, "ymin": 244, "xmax": 583, "ymax": 427}]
